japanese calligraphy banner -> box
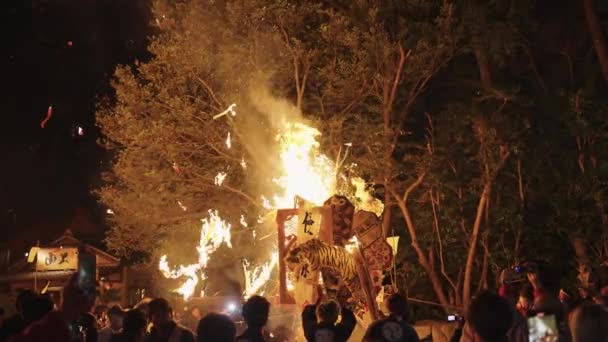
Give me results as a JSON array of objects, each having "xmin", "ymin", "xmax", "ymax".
[
  {"xmin": 296, "ymin": 198, "xmax": 322, "ymax": 243},
  {"xmin": 293, "ymin": 198, "xmax": 323, "ymax": 305},
  {"xmin": 36, "ymin": 248, "xmax": 78, "ymax": 271}
]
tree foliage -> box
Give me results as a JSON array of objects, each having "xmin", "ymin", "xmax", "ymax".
[{"xmin": 97, "ymin": 0, "xmax": 608, "ymax": 315}]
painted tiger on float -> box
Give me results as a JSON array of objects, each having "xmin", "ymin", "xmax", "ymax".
[
  {"xmin": 285, "ymin": 238, "xmax": 366, "ymax": 309},
  {"xmin": 285, "ymin": 238, "xmax": 357, "ymax": 283}
]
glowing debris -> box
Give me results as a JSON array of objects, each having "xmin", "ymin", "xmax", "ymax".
[
  {"xmin": 40, "ymin": 106, "xmax": 53, "ymax": 128},
  {"xmin": 344, "ymin": 142, "xmax": 353, "ymax": 147},
  {"xmin": 172, "ymin": 162, "xmax": 181, "ymax": 174},
  {"xmin": 240, "ymin": 157, "xmax": 247, "ymax": 169},
  {"xmin": 261, "ymin": 196, "xmax": 271, "ymax": 209},
  {"xmin": 177, "ymin": 201, "xmax": 187, "ymax": 211},
  {"xmin": 344, "ymin": 236, "xmax": 360, "ymax": 254},
  {"xmin": 67, "ymin": 41, "xmax": 73, "ymax": 47},
  {"xmin": 257, "ymin": 215, "xmax": 265, "ymax": 223},
  {"xmin": 77, "ymin": 126, "xmax": 84, "ymax": 136},
  {"xmin": 214, "ymin": 172, "xmax": 227, "ymax": 186},
  {"xmin": 226, "ymin": 132, "xmax": 231, "ymax": 149},
  {"xmin": 213, "ymin": 103, "xmax": 237, "ymax": 120},
  {"xmin": 351, "ymin": 177, "xmax": 384, "ymax": 216},
  {"xmin": 240, "ymin": 215, "xmax": 248, "ymax": 227},
  {"xmin": 106, "ymin": 209, "xmax": 114, "ymax": 215}
]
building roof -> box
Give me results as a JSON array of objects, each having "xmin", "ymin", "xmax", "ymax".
[{"xmin": 1, "ymin": 229, "xmax": 119, "ymax": 280}]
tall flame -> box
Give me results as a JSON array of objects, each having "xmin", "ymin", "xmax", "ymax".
[
  {"xmin": 243, "ymin": 252, "xmax": 279, "ymax": 298},
  {"xmin": 158, "ymin": 210, "xmax": 232, "ymax": 300},
  {"xmin": 272, "ymin": 122, "xmax": 336, "ymax": 207}
]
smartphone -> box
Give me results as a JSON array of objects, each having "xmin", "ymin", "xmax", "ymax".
[
  {"xmin": 527, "ymin": 313, "xmax": 558, "ymax": 342},
  {"xmin": 77, "ymin": 249, "xmax": 97, "ymax": 300},
  {"xmin": 447, "ymin": 314, "xmax": 463, "ymax": 322}
]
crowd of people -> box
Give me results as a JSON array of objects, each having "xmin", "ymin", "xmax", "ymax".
[{"xmin": 1, "ymin": 261, "xmax": 608, "ymax": 341}]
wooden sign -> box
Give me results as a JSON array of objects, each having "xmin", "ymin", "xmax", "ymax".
[{"xmin": 36, "ymin": 248, "xmax": 78, "ymax": 271}]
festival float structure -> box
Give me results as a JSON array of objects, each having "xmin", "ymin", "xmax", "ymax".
[
  {"xmin": 277, "ymin": 196, "xmax": 394, "ymax": 321},
  {"xmin": 157, "ymin": 107, "xmax": 396, "ymax": 330}
]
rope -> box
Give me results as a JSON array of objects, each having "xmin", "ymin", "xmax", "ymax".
[{"xmin": 407, "ymin": 297, "xmax": 464, "ymax": 311}]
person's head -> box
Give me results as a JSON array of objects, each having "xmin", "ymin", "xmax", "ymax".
[
  {"xmin": 569, "ymin": 303, "xmax": 608, "ymax": 342},
  {"xmin": 316, "ymin": 300, "xmax": 340, "ymax": 324},
  {"xmin": 61, "ymin": 274, "xmax": 93, "ymax": 321},
  {"xmin": 191, "ymin": 306, "xmax": 202, "ymax": 320},
  {"xmin": 15, "ymin": 289, "xmax": 37, "ymax": 316},
  {"xmin": 384, "ymin": 293, "xmax": 409, "ymax": 321},
  {"xmin": 148, "ymin": 298, "xmax": 172, "ymax": 328},
  {"xmin": 22, "ymin": 293, "xmax": 53, "ymax": 324},
  {"xmin": 468, "ymin": 291, "xmax": 513, "ymax": 342},
  {"xmin": 108, "ymin": 305, "xmax": 125, "ymax": 330},
  {"xmin": 242, "ymin": 295, "xmax": 270, "ymax": 329},
  {"xmin": 196, "ymin": 313, "xmax": 236, "ymax": 342},
  {"xmin": 123, "ymin": 309, "xmax": 148, "ymax": 342}
]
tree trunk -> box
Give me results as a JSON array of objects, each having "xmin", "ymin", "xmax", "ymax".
[
  {"xmin": 390, "ymin": 177, "xmax": 451, "ymax": 312},
  {"xmin": 583, "ymin": 0, "xmax": 608, "ymax": 83},
  {"xmin": 463, "ymin": 182, "xmax": 491, "ymax": 309}
]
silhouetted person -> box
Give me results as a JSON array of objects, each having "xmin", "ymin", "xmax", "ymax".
[
  {"xmin": 0, "ymin": 290, "xmax": 37, "ymax": 340},
  {"xmin": 468, "ymin": 292, "xmax": 513, "ymax": 342},
  {"xmin": 111, "ymin": 309, "xmax": 148, "ymax": 342},
  {"xmin": 302, "ymin": 299, "xmax": 356, "ymax": 342},
  {"xmin": 100, "ymin": 305, "xmax": 125, "ymax": 342},
  {"xmin": 236, "ymin": 296, "xmax": 270, "ymax": 342},
  {"xmin": 364, "ymin": 294, "xmax": 419, "ymax": 342},
  {"xmin": 147, "ymin": 298, "xmax": 194, "ymax": 342},
  {"xmin": 569, "ymin": 303, "xmax": 608, "ymax": 342},
  {"xmin": 17, "ymin": 274, "xmax": 94, "ymax": 341},
  {"xmin": 196, "ymin": 313, "xmax": 236, "ymax": 342}
]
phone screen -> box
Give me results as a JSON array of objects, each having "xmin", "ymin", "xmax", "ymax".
[
  {"xmin": 78, "ymin": 250, "xmax": 97, "ymax": 300},
  {"xmin": 447, "ymin": 315, "xmax": 456, "ymax": 322},
  {"xmin": 527, "ymin": 314, "xmax": 558, "ymax": 342}
]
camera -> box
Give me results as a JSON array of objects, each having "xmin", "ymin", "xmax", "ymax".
[
  {"xmin": 513, "ymin": 265, "xmax": 527, "ymax": 274},
  {"xmin": 513, "ymin": 261, "xmax": 538, "ymax": 274}
]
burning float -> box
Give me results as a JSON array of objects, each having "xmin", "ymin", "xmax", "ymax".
[{"xmin": 157, "ymin": 107, "xmax": 395, "ymax": 332}]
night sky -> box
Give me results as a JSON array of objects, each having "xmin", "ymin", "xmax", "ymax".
[{"xmin": 1, "ymin": 0, "xmax": 151, "ymax": 249}]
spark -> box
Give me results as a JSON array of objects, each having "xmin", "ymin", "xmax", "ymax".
[
  {"xmin": 240, "ymin": 156, "xmax": 247, "ymax": 169},
  {"xmin": 40, "ymin": 106, "xmax": 53, "ymax": 128},
  {"xmin": 77, "ymin": 126, "xmax": 84, "ymax": 136},
  {"xmin": 344, "ymin": 236, "xmax": 360, "ymax": 254},
  {"xmin": 214, "ymin": 172, "xmax": 227, "ymax": 186},
  {"xmin": 177, "ymin": 201, "xmax": 187, "ymax": 211},
  {"xmin": 344, "ymin": 142, "xmax": 352, "ymax": 147},
  {"xmin": 106, "ymin": 209, "xmax": 114, "ymax": 215},
  {"xmin": 213, "ymin": 103, "xmax": 237, "ymax": 120},
  {"xmin": 240, "ymin": 215, "xmax": 248, "ymax": 227},
  {"xmin": 261, "ymin": 196, "xmax": 271, "ymax": 209},
  {"xmin": 257, "ymin": 215, "xmax": 265, "ymax": 223},
  {"xmin": 172, "ymin": 162, "xmax": 181, "ymax": 174}
]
